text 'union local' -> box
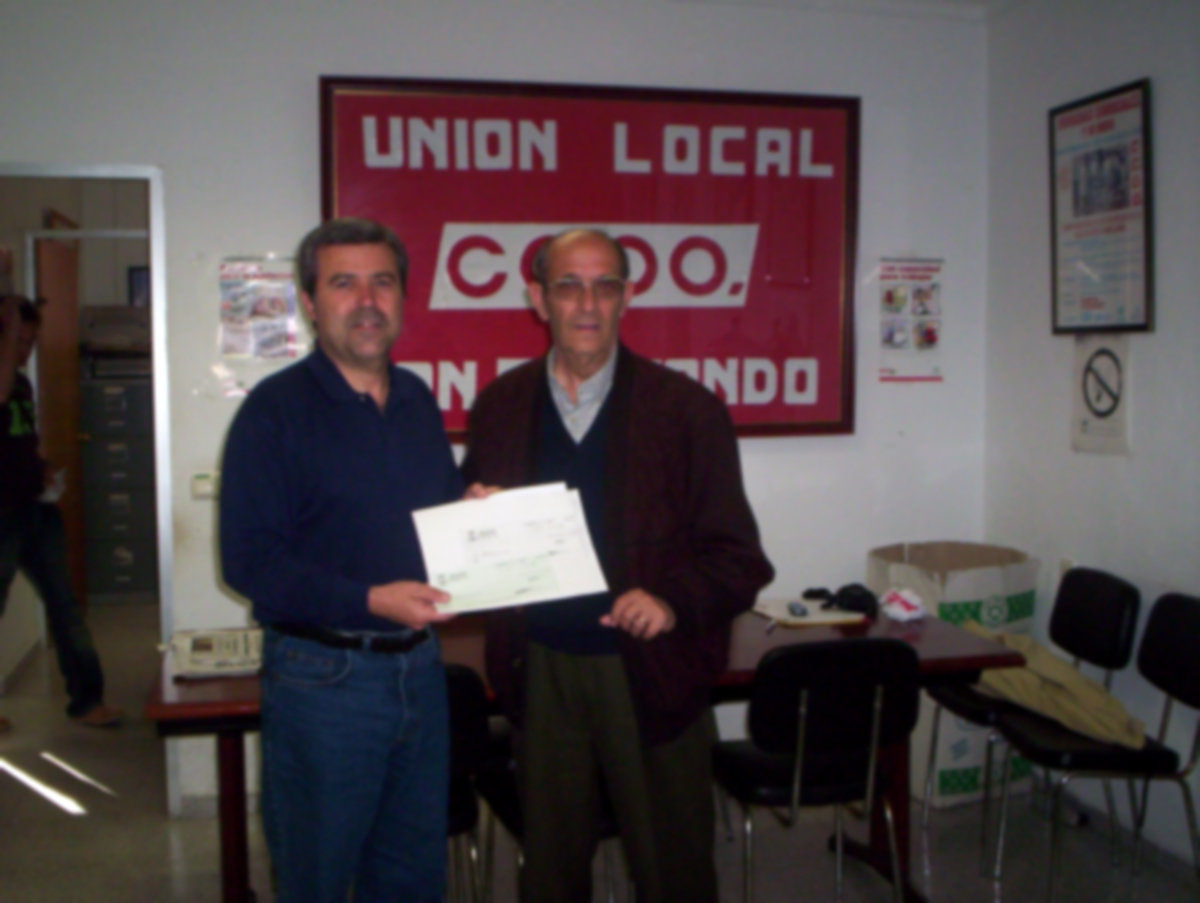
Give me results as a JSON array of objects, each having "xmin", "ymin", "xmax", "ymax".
[{"xmin": 362, "ymin": 117, "xmax": 835, "ymax": 178}]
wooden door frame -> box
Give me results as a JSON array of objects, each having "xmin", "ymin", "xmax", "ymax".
[{"xmin": 0, "ymin": 165, "xmax": 174, "ymax": 640}]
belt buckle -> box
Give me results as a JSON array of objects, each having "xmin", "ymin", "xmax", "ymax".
[{"xmin": 367, "ymin": 633, "xmax": 394, "ymax": 652}]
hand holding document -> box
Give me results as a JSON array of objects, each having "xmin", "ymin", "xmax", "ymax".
[{"xmin": 413, "ymin": 483, "xmax": 608, "ymax": 614}]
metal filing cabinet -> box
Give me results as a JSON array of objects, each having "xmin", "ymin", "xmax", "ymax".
[{"xmin": 80, "ymin": 364, "xmax": 159, "ymax": 603}]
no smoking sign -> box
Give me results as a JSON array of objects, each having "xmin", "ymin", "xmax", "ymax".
[
  {"xmin": 1083, "ymin": 348, "xmax": 1122, "ymax": 418},
  {"xmin": 1072, "ymin": 335, "xmax": 1129, "ymax": 454}
]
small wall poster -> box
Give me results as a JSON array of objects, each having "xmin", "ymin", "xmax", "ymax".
[
  {"xmin": 1071, "ymin": 333, "xmax": 1129, "ymax": 455},
  {"xmin": 878, "ymin": 257, "xmax": 944, "ymax": 383},
  {"xmin": 219, "ymin": 258, "xmax": 303, "ymax": 360}
]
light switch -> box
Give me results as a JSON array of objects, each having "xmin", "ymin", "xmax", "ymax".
[{"xmin": 191, "ymin": 472, "xmax": 220, "ymax": 500}]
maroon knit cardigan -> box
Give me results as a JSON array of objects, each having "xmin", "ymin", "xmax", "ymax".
[{"xmin": 461, "ymin": 346, "xmax": 775, "ymax": 747}]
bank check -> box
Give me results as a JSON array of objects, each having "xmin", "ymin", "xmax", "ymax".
[{"xmin": 412, "ymin": 483, "xmax": 608, "ymax": 613}]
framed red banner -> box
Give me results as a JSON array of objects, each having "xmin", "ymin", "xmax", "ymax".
[{"xmin": 321, "ymin": 77, "xmax": 859, "ymax": 437}]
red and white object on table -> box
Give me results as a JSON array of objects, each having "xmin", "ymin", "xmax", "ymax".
[{"xmin": 881, "ymin": 588, "xmax": 926, "ymax": 622}]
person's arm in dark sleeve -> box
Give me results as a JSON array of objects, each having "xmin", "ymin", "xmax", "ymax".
[
  {"xmin": 652, "ymin": 394, "xmax": 775, "ymax": 637},
  {"xmin": 0, "ymin": 297, "xmax": 20, "ymax": 404},
  {"xmin": 219, "ymin": 393, "xmax": 368, "ymax": 626}
]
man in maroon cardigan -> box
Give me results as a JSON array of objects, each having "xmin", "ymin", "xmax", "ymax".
[{"xmin": 462, "ymin": 229, "xmax": 773, "ymax": 903}]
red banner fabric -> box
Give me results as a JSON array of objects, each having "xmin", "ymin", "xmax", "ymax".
[{"xmin": 322, "ymin": 78, "xmax": 859, "ymax": 437}]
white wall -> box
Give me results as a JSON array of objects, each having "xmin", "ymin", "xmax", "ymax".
[
  {"xmin": 0, "ymin": 0, "xmax": 990, "ymax": 807},
  {"xmin": 985, "ymin": 0, "xmax": 1200, "ymax": 863}
]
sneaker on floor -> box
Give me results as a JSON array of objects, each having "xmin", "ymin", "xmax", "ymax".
[{"xmin": 73, "ymin": 704, "xmax": 123, "ymax": 728}]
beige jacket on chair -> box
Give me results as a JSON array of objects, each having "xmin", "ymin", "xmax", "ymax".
[{"xmin": 962, "ymin": 620, "xmax": 1145, "ymax": 749}]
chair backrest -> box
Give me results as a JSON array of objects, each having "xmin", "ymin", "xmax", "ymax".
[
  {"xmin": 446, "ymin": 664, "xmax": 491, "ymax": 778},
  {"xmin": 1138, "ymin": 593, "xmax": 1200, "ymax": 710},
  {"xmin": 748, "ymin": 639, "xmax": 919, "ymax": 757},
  {"xmin": 1050, "ymin": 567, "xmax": 1140, "ymax": 670}
]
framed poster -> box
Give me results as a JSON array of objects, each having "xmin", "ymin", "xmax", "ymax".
[
  {"xmin": 322, "ymin": 77, "xmax": 860, "ymax": 437},
  {"xmin": 1050, "ymin": 79, "xmax": 1153, "ymax": 334}
]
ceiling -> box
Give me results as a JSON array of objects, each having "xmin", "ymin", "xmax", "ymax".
[{"xmin": 672, "ymin": 0, "xmax": 1017, "ymax": 21}]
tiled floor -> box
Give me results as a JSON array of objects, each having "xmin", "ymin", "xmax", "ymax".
[{"xmin": 0, "ymin": 603, "xmax": 1196, "ymax": 901}]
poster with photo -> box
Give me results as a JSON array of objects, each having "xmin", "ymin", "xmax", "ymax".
[
  {"xmin": 878, "ymin": 257, "xmax": 943, "ymax": 382},
  {"xmin": 1050, "ymin": 80, "xmax": 1153, "ymax": 333},
  {"xmin": 219, "ymin": 258, "xmax": 304, "ymax": 360}
]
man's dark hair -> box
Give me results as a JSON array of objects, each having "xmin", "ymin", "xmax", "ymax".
[
  {"xmin": 295, "ymin": 218, "xmax": 409, "ymax": 298},
  {"xmin": 530, "ymin": 229, "xmax": 630, "ymax": 288},
  {"xmin": 2, "ymin": 294, "xmax": 44, "ymax": 328}
]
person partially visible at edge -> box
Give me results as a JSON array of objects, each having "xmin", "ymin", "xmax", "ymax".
[
  {"xmin": 220, "ymin": 218, "xmax": 488, "ymax": 902},
  {"xmin": 461, "ymin": 228, "xmax": 775, "ymax": 903},
  {"xmin": 0, "ymin": 294, "xmax": 123, "ymax": 732}
]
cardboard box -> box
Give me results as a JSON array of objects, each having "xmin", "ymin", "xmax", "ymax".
[{"xmin": 867, "ymin": 542, "xmax": 1039, "ymax": 808}]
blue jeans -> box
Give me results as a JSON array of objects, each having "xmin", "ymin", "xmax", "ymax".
[
  {"xmin": 0, "ymin": 504, "xmax": 105, "ymax": 718},
  {"xmin": 260, "ymin": 628, "xmax": 450, "ymax": 903}
]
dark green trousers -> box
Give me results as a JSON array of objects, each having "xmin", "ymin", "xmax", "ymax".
[{"xmin": 517, "ymin": 643, "xmax": 718, "ymax": 903}]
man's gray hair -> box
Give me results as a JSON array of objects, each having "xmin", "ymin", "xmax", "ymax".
[
  {"xmin": 295, "ymin": 218, "xmax": 409, "ymax": 297},
  {"xmin": 529, "ymin": 229, "xmax": 630, "ymax": 288}
]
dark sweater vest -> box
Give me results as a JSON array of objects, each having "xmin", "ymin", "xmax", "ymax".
[{"xmin": 525, "ymin": 387, "xmax": 618, "ymax": 655}]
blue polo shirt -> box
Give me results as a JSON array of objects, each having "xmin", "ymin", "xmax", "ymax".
[{"xmin": 219, "ymin": 347, "xmax": 463, "ymax": 632}]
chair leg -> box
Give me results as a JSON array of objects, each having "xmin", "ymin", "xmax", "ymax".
[
  {"xmin": 991, "ymin": 743, "xmax": 1015, "ymax": 882},
  {"xmin": 717, "ymin": 784, "xmax": 735, "ymax": 842},
  {"xmin": 834, "ymin": 804, "xmax": 845, "ymax": 902},
  {"xmin": 1129, "ymin": 777, "xmax": 1146, "ymax": 877},
  {"xmin": 449, "ymin": 836, "xmax": 464, "ymax": 903},
  {"xmin": 882, "ymin": 799, "xmax": 904, "ymax": 903},
  {"xmin": 602, "ymin": 840, "xmax": 616, "ymax": 903},
  {"xmin": 922, "ymin": 703, "xmax": 943, "ymax": 829},
  {"xmin": 1046, "ymin": 774, "xmax": 1072, "ymax": 903},
  {"xmin": 979, "ymin": 729, "xmax": 997, "ymax": 877},
  {"xmin": 1176, "ymin": 776, "xmax": 1200, "ymax": 884},
  {"xmin": 470, "ymin": 829, "xmax": 483, "ymax": 903},
  {"xmin": 1102, "ymin": 778, "xmax": 1121, "ymax": 866},
  {"xmin": 742, "ymin": 805, "xmax": 755, "ymax": 903},
  {"xmin": 1041, "ymin": 768, "xmax": 1055, "ymax": 820},
  {"xmin": 481, "ymin": 807, "xmax": 497, "ymax": 903}
]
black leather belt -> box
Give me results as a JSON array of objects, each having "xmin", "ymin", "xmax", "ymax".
[{"xmin": 271, "ymin": 623, "xmax": 429, "ymax": 654}]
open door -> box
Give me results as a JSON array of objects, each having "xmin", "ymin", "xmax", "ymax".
[{"xmin": 34, "ymin": 235, "xmax": 87, "ymax": 606}]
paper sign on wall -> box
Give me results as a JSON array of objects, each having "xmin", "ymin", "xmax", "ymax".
[
  {"xmin": 1071, "ymin": 334, "xmax": 1129, "ymax": 454},
  {"xmin": 878, "ymin": 257, "xmax": 944, "ymax": 383}
]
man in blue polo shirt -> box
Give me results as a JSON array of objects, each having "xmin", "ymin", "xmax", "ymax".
[{"xmin": 220, "ymin": 218, "xmax": 466, "ymax": 902}]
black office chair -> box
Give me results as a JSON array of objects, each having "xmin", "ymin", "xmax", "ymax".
[
  {"xmin": 712, "ymin": 638, "xmax": 920, "ymax": 903},
  {"xmin": 446, "ymin": 664, "xmax": 492, "ymax": 903},
  {"xmin": 473, "ymin": 718, "xmax": 627, "ymax": 903},
  {"xmin": 924, "ymin": 566, "xmax": 1140, "ymax": 878},
  {"xmin": 992, "ymin": 592, "xmax": 1200, "ymax": 903}
]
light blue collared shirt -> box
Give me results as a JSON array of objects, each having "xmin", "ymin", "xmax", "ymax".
[{"xmin": 546, "ymin": 349, "xmax": 617, "ymax": 443}]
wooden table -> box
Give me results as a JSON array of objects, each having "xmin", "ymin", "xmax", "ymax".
[
  {"xmin": 146, "ymin": 613, "xmax": 1020, "ymax": 903},
  {"xmin": 145, "ymin": 661, "xmax": 261, "ymax": 902}
]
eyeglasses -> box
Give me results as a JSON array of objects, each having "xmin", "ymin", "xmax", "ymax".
[{"xmin": 546, "ymin": 276, "xmax": 627, "ymax": 305}]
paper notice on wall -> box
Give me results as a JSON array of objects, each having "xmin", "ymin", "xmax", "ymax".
[
  {"xmin": 219, "ymin": 257, "xmax": 305, "ymax": 360},
  {"xmin": 1071, "ymin": 334, "xmax": 1129, "ymax": 455},
  {"xmin": 878, "ymin": 257, "xmax": 945, "ymax": 383}
]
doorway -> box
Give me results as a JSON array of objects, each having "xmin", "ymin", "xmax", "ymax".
[{"xmin": 0, "ymin": 165, "xmax": 173, "ymax": 653}]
